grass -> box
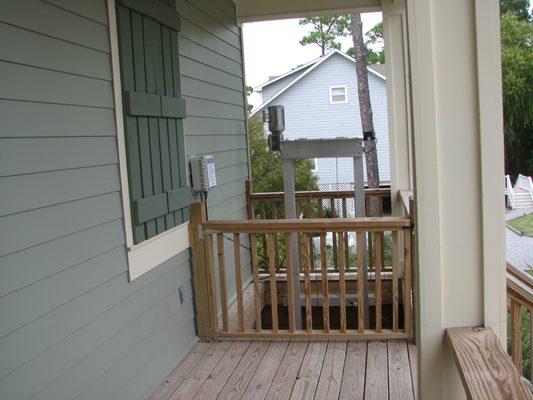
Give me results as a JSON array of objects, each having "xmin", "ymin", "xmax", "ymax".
[{"xmin": 507, "ymin": 212, "xmax": 533, "ymax": 236}]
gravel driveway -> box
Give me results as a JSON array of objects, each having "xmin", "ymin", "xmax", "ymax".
[{"xmin": 506, "ymin": 207, "xmax": 533, "ymax": 272}]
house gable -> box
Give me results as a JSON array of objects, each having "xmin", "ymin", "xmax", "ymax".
[
  {"xmin": 252, "ymin": 51, "xmax": 391, "ymax": 185},
  {"xmin": 251, "ymin": 50, "xmax": 385, "ymax": 116}
]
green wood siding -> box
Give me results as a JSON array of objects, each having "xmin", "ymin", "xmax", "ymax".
[{"xmin": 0, "ymin": 0, "xmax": 249, "ymax": 399}]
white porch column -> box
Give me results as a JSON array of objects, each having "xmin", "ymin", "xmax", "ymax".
[
  {"xmin": 405, "ymin": 0, "xmax": 507, "ymax": 398},
  {"xmin": 382, "ymin": 0, "xmax": 412, "ymax": 215}
]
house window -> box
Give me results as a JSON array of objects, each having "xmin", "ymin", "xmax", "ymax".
[
  {"xmin": 329, "ymin": 85, "xmax": 348, "ymax": 104},
  {"xmin": 108, "ymin": 0, "xmax": 192, "ymax": 281}
]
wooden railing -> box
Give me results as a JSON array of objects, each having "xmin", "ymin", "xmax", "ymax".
[
  {"xmin": 245, "ymin": 180, "xmax": 390, "ymax": 220},
  {"xmin": 507, "ymin": 262, "xmax": 533, "ymax": 380},
  {"xmin": 200, "ymin": 217, "xmax": 413, "ymax": 340}
]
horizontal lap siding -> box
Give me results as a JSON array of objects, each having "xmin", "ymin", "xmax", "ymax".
[
  {"xmin": 0, "ymin": 1, "xmax": 248, "ymax": 399},
  {"xmin": 177, "ymin": 0, "xmax": 253, "ymax": 347}
]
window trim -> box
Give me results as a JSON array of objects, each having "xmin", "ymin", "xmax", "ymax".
[
  {"xmin": 108, "ymin": 0, "xmax": 190, "ymax": 281},
  {"xmin": 329, "ymin": 85, "xmax": 348, "ymax": 104}
]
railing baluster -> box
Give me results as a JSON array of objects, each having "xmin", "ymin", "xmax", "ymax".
[
  {"xmin": 511, "ymin": 299, "xmax": 522, "ymax": 371},
  {"xmin": 272, "ymin": 202, "xmax": 280, "ymax": 268},
  {"xmin": 205, "ymin": 233, "xmax": 218, "ymax": 333},
  {"xmin": 303, "ymin": 233, "xmax": 313, "ymax": 332},
  {"xmin": 331, "ymin": 199, "xmax": 338, "ymax": 270},
  {"xmin": 260, "ymin": 203, "xmax": 268, "ymax": 269},
  {"xmin": 285, "ymin": 233, "xmax": 296, "ymax": 332},
  {"xmin": 404, "ymin": 230, "xmax": 412, "ymax": 337},
  {"xmin": 320, "ymin": 232, "xmax": 329, "ymax": 333},
  {"xmin": 306, "ymin": 198, "xmax": 314, "ymax": 270},
  {"xmin": 338, "ymin": 232, "xmax": 347, "ymax": 333},
  {"xmin": 318, "ymin": 198, "xmax": 324, "ymax": 217},
  {"xmin": 392, "ymin": 231, "xmax": 399, "ymax": 332},
  {"xmin": 233, "ymin": 233, "xmax": 244, "ymax": 331},
  {"xmin": 250, "ymin": 233, "xmax": 262, "ymax": 332},
  {"xmin": 246, "ymin": 180, "xmax": 254, "ymax": 220},
  {"xmin": 342, "ymin": 198, "xmax": 349, "ymax": 266},
  {"xmin": 217, "ymin": 233, "xmax": 229, "ymax": 332},
  {"xmin": 375, "ymin": 232, "xmax": 383, "ymax": 333},
  {"xmin": 267, "ymin": 233, "xmax": 279, "ymax": 333},
  {"xmin": 357, "ymin": 231, "xmax": 365, "ymax": 333},
  {"xmin": 306, "ymin": 197, "xmax": 312, "ymax": 218}
]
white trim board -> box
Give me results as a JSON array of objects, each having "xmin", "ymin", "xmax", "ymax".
[
  {"xmin": 329, "ymin": 85, "xmax": 348, "ymax": 104},
  {"xmin": 127, "ymin": 223, "xmax": 190, "ymax": 281},
  {"xmin": 107, "ymin": 0, "xmax": 190, "ymax": 281}
]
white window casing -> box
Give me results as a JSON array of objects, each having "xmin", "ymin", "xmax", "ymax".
[
  {"xmin": 329, "ymin": 85, "xmax": 348, "ymax": 104},
  {"xmin": 107, "ymin": 0, "xmax": 190, "ymax": 281}
]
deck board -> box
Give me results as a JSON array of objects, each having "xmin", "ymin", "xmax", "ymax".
[
  {"xmin": 290, "ymin": 340, "xmax": 328, "ymax": 400},
  {"xmin": 152, "ymin": 339, "xmax": 417, "ymax": 400},
  {"xmin": 339, "ymin": 341, "xmax": 367, "ymax": 400},
  {"xmin": 168, "ymin": 342, "xmax": 231, "ymax": 400},
  {"xmin": 264, "ymin": 341, "xmax": 308, "ymax": 400},
  {"xmin": 218, "ymin": 341, "xmax": 271, "ymax": 400},
  {"xmin": 388, "ymin": 340, "xmax": 414, "ymax": 400},
  {"xmin": 365, "ymin": 341, "xmax": 389, "ymax": 400},
  {"xmin": 193, "ymin": 341, "xmax": 251, "ymax": 400},
  {"xmin": 314, "ymin": 340, "xmax": 347, "ymax": 399},
  {"xmin": 241, "ymin": 341, "xmax": 289, "ymax": 400}
]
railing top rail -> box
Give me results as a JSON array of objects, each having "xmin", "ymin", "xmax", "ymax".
[
  {"xmin": 249, "ymin": 188, "xmax": 391, "ymax": 201},
  {"xmin": 506, "ymin": 262, "xmax": 533, "ymax": 310},
  {"xmin": 203, "ymin": 217, "xmax": 411, "ymax": 233},
  {"xmin": 507, "ymin": 262, "xmax": 533, "ymax": 287},
  {"xmin": 446, "ymin": 327, "xmax": 531, "ymax": 399}
]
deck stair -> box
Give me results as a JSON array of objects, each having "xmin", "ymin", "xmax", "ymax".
[
  {"xmin": 506, "ymin": 174, "xmax": 533, "ymax": 209},
  {"xmin": 514, "ymin": 188, "xmax": 533, "ymax": 209}
]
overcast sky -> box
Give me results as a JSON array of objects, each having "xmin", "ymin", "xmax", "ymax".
[{"xmin": 242, "ymin": 13, "xmax": 382, "ymax": 106}]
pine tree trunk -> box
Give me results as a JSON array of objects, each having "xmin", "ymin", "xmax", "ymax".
[{"xmin": 350, "ymin": 13, "xmax": 380, "ymax": 217}]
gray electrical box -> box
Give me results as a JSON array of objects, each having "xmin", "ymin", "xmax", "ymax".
[{"xmin": 190, "ymin": 155, "xmax": 217, "ymax": 192}]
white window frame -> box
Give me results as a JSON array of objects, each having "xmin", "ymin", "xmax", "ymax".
[
  {"xmin": 329, "ymin": 85, "xmax": 348, "ymax": 104},
  {"xmin": 107, "ymin": 0, "xmax": 190, "ymax": 282}
]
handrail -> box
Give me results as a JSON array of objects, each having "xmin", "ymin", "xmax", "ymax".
[
  {"xmin": 249, "ymin": 188, "xmax": 391, "ymax": 201},
  {"xmin": 506, "ymin": 262, "xmax": 533, "ymax": 380},
  {"xmin": 203, "ymin": 217, "xmax": 411, "ymax": 233},
  {"xmin": 505, "ymin": 174, "xmax": 516, "ymax": 208},
  {"xmin": 245, "ymin": 180, "xmax": 390, "ymax": 220},
  {"xmin": 516, "ymin": 174, "xmax": 533, "ymax": 201}
]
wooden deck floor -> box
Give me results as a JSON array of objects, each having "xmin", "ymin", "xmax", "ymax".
[{"xmin": 149, "ymin": 340, "xmax": 417, "ymax": 400}]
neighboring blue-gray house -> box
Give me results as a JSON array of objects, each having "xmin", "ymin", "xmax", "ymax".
[{"xmin": 251, "ymin": 50, "xmax": 390, "ymax": 187}]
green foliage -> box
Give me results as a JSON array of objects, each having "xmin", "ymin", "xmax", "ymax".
[
  {"xmin": 507, "ymin": 306, "xmax": 531, "ymax": 378},
  {"xmin": 365, "ymin": 21, "xmax": 384, "ymax": 64},
  {"xmin": 500, "ymin": 0, "xmax": 531, "ymax": 21},
  {"xmin": 248, "ymin": 115, "xmax": 318, "ymax": 194},
  {"xmin": 500, "ymin": 13, "xmax": 533, "ymax": 176},
  {"xmin": 298, "ymin": 16, "xmax": 350, "ymax": 55}
]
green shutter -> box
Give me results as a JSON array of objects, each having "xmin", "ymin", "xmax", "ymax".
[{"xmin": 116, "ymin": 0, "xmax": 192, "ymax": 244}]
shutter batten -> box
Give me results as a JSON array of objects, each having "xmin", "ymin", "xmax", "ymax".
[{"xmin": 125, "ymin": 91, "xmax": 187, "ymax": 118}]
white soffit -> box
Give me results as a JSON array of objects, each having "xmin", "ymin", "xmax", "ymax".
[{"xmin": 236, "ymin": 0, "xmax": 381, "ymax": 23}]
